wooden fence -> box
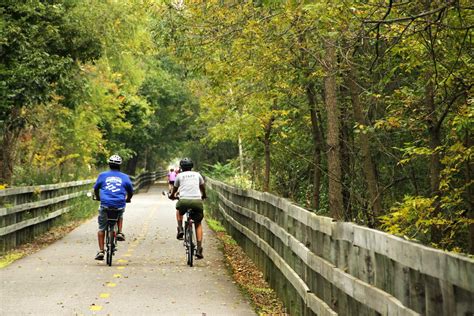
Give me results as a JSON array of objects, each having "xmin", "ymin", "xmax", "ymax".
[
  {"xmin": 206, "ymin": 178, "xmax": 474, "ymax": 316},
  {"xmin": 0, "ymin": 171, "xmax": 165, "ymax": 253}
]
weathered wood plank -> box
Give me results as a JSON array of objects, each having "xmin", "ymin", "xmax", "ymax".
[
  {"xmin": 0, "ymin": 180, "xmax": 94, "ymax": 197},
  {"xmin": 0, "ymin": 191, "xmax": 85, "ymax": 216},
  {"xmin": 0, "ymin": 206, "xmax": 73, "ymax": 236}
]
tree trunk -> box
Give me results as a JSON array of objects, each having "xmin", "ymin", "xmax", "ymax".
[
  {"xmin": 465, "ymin": 130, "xmax": 474, "ymax": 254},
  {"xmin": 340, "ymin": 99, "xmax": 352, "ymax": 220},
  {"xmin": 323, "ymin": 38, "xmax": 344, "ymax": 220},
  {"xmin": 238, "ymin": 133, "xmax": 244, "ymax": 176},
  {"xmin": 306, "ymin": 83, "xmax": 323, "ymax": 210},
  {"xmin": 425, "ymin": 73, "xmax": 442, "ymax": 244},
  {"xmin": 263, "ymin": 116, "xmax": 274, "ymax": 192},
  {"xmin": 126, "ymin": 155, "xmax": 139, "ymax": 176},
  {"xmin": 1, "ymin": 130, "xmax": 16, "ymax": 185},
  {"xmin": 347, "ymin": 67, "xmax": 383, "ymax": 221},
  {"xmin": 0, "ymin": 107, "xmax": 22, "ymax": 185}
]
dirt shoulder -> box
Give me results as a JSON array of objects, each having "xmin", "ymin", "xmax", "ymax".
[{"xmin": 206, "ymin": 218, "xmax": 288, "ymax": 315}]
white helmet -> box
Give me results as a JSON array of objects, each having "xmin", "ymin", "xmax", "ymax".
[{"xmin": 108, "ymin": 154, "xmax": 122, "ymax": 165}]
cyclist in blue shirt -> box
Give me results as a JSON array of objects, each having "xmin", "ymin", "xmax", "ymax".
[{"xmin": 93, "ymin": 155, "xmax": 134, "ymax": 260}]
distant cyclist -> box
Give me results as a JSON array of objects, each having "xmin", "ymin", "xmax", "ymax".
[
  {"xmin": 167, "ymin": 168, "xmax": 177, "ymax": 194},
  {"xmin": 93, "ymin": 154, "xmax": 134, "ymax": 260},
  {"xmin": 170, "ymin": 158, "xmax": 206, "ymax": 259}
]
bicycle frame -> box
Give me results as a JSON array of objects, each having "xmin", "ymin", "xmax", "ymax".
[
  {"xmin": 104, "ymin": 208, "xmax": 120, "ymax": 266},
  {"xmin": 183, "ymin": 209, "xmax": 195, "ymax": 267}
]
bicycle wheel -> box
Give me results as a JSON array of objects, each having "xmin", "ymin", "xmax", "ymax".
[
  {"xmin": 106, "ymin": 227, "xmax": 115, "ymax": 266},
  {"xmin": 186, "ymin": 224, "xmax": 194, "ymax": 267}
]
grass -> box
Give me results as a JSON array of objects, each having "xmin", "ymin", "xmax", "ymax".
[
  {"xmin": 206, "ymin": 218, "xmax": 226, "ymax": 232},
  {"xmin": 0, "ymin": 252, "xmax": 24, "ymax": 269}
]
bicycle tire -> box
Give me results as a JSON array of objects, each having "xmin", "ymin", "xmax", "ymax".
[
  {"xmin": 106, "ymin": 228, "xmax": 114, "ymax": 266},
  {"xmin": 187, "ymin": 224, "xmax": 194, "ymax": 267},
  {"xmin": 183, "ymin": 224, "xmax": 191, "ymax": 267}
]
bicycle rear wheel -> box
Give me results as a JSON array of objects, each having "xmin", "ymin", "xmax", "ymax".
[
  {"xmin": 106, "ymin": 228, "xmax": 115, "ymax": 266},
  {"xmin": 185, "ymin": 224, "xmax": 195, "ymax": 267}
]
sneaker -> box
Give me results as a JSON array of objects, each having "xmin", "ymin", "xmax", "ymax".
[
  {"xmin": 117, "ymin": 232, "xmax": 125, "ymax": 241},
  {"xmin": 195, "ymin": 247, "xmax": 204, "ymax": 259},
  {"xmin": 176, "ymin": 227, "xmax": 184, "ymax": 240},
  {"xmin": 95, "ymin": 251, "xmax": 104, "ymax": 260}
]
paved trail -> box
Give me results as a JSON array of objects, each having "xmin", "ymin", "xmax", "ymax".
[{"xmin": 0, "ymin": 184, "xmax": 255, "ymax": 316}]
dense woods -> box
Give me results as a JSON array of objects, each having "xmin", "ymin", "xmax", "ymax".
[{"xmin": 0, "ymin": 0, "xmax": 472, "ymax": 254}]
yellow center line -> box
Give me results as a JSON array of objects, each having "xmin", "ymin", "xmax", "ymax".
[{"xmin": 99, "ymin": 293, "xmax": 110, "ymax": 298}]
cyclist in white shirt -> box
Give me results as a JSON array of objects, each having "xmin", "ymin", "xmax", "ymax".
[{"xmin": 170, "ymin": 158, "xmax": 207, "ymax": 259}]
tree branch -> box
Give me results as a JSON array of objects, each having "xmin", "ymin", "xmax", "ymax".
[{"xmin": 364, "ymin": 1, "xmax": 455, "ymax": 24}]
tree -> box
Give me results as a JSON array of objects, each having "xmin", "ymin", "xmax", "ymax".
[{"xmin": 0, "ymin": 0, "xmax": 101, "ymax": 183}]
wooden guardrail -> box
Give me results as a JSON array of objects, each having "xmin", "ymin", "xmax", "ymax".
[
  {"xmin": 131, "ymin": 170, "xmax": 167, "ymax": 192},
  {"xmin": 206, "ymin": 178, "xmax": 474, "ymax": 316},
  {"xmin": 0, "ymin": 170, "xmax": 165, "ymax": 253}
]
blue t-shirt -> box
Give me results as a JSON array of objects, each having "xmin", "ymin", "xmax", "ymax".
[{"xmin": 93, "ymin": 170, "xmax": 133, "ymax": 208}]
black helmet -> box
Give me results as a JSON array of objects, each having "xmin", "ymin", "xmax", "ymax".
[{"xmin": 179, "ymin": 158, "xmax": 193, "ymax": 171}]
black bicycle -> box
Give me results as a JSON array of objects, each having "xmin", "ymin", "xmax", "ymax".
[
  {"xmin": 103, "ymin": 207, "xmax": 121, "ymax": 266},
  {"xmin": 183, "ymin": 208, "xmax": 196, "ymax": 267}
]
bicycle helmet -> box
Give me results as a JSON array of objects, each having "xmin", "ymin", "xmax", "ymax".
[
  {"xmin": 108, "ymin": 154, "xmax": 122, "ymax": 165},
  {"xmin": 179, "ymin": 158, "xmax": 193, "ymax": 171}
]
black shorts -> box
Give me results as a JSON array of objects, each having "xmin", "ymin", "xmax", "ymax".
[
  {"xmin": 169, "ymin": 181, "xmax": 175, "ymax": 185},
  {"xmin": 176, "ymin": 199, "xmax": 204, "ymax": 223}
]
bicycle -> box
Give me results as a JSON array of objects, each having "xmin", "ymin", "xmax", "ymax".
[
  {"xmin": 183, "ymin": 208, "xmax": 196, "ymax": 267},
  {"xmin": 103, "ymin": 207, "xmax": 121, "ymax": 266},
  {"xmin": 87, "ymin": 191, "xmax": 122, "ymax": 266}
]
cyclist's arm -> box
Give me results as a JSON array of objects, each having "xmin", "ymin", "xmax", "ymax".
[
  {"xmin": 94, "ymin": 188, "xmax": 100, "ymax": 201},
  {"xmin": 170, "ymin": 186, "xmax": 179, "ymax": 199},
  {"xmin": 126, "ymin": 190, "xmax": 133, "ymax": 202},
  {"xmin": 200, "ymin": 183, "xmax": 207, "ymax": 199},
  {"xmin": 125, "ymin": 178, "xmax": 133, "ymax": 202}
]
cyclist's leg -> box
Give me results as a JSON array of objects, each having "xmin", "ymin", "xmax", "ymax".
[
  {"xmin": 96, "ymin": 207, "xmax": 107, "ymax": 260},
  {"xmin": 175, "ymin": 204, "xmax": 184, "ymax": 239},
  {"xmin": 116, "ymin": 209, "xmax": 125, "ymax": 241},
  {"xmin": 189, "ymin": 201, "xmax": 204, "ymax": 259}
]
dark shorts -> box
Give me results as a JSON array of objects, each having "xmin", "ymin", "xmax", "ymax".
[
  {"xmin": 169, "ymin": 181, "xmax": 175, "ymax": 185},
  {"xmin": 98, "ymin": 206, "xmax": 124, "ymax": 231},
  {"xmin": 176, "ymin": 199, "xmax": 204, "ymax": 223}
]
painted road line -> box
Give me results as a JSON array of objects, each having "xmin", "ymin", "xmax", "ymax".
[
  {"xmin": 90, "ymin": 305, "xmax": 102, "ymax": 311},
  {"xmin": 99, "ymin": 293, "xmax": 110, "ymax": 298}
]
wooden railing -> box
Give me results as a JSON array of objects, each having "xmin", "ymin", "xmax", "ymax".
[
  {"xmin": 206, "ymin": 178, "xmax": 474, "ymax": 316},
  {"xmin": 0, "ymin": 170, "xmax": 165, "ymax": 253},
  {"xmin": 131, "ymin": 170, "xmax": 167, "ymax": 192}
]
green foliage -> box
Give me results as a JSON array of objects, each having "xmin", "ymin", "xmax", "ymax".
[
  {"xmin": 380, "ymin": 195, "xmax": 472, "ymax": 253},
  {"xmin": 0, "ymin": 0, "xmax": 101, "ymax": 114},
  {"xmin": 202, "ymin": 161, "xmax": 252, "ymax": 189},
  {"xmin": 206, "ymin": 218, "xmax": 226, "ymax": 233}
]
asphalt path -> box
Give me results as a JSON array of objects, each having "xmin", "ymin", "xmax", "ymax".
[{"xmin": 0, "ymin": 183, "xmax": 255, "ymax": 316}]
